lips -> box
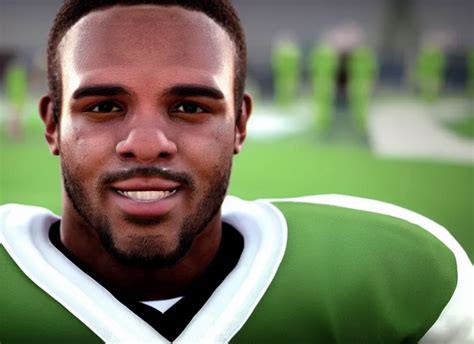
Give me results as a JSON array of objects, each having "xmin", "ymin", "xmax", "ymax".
[
  {"xmin": 110, "ymin": 177, "xmax": 182, "ymax": 217},
  {"xmin": 116, "ymin": 189, "xmax": 177, "ymax": 202}
]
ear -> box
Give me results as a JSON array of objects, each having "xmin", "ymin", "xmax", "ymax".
[
  {"xmin": 234, "ymin": 92, "xmax": 252, "ymax": 154},
  {"xmin": 39, "ymin": 95, "xmax": 60, "ymax": 156}
]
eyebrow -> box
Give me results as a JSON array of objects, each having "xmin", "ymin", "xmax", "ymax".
[
  {"xmin": 71, "ymin": 83, "xmax": 225, "ymax": 101},
  {"xmin": 72, "ymin": 85, "xmax": 130, "ymax": 100},
  {"xmin": 163, "ymin": 84, "xmax": 225, "ymax": 100}
]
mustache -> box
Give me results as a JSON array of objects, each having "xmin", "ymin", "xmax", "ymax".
[{"xmin": 99, "ymin": 166, "xmax": 194, "ymax": 189}]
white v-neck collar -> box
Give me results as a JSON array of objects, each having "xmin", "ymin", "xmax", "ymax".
[{"xmin": 0, "ymin": 196, "xmax": 287, "ymax": 343}]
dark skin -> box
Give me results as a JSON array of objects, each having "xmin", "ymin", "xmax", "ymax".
[{"xmin": 39, "ymin": 5, "xmax": 252, "ymax": 300}]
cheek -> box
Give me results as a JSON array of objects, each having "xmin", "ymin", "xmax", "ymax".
[
  {"xmin": 184, "ymin": 122, "xmax": 235, "ymax": 175},
  {"xmin": 59, "ymin": 119, "xmax": 84, "ymax": 160},
  {"xmin": 59, "ymin": 119, "xmax": 111, "ymax": 176}
]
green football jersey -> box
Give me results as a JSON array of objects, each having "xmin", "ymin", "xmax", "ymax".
[{"xmin": 1, "ymin": 195, "xmax": 472, "ymax": 343}]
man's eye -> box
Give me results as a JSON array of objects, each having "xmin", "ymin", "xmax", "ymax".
[
  {"xmin": 172, "ymin": 103, "xmax": 207, "ymax": 114},
  {"xmin": 87, "ymin": 102, "xmax": 123, "ymax": 113}
]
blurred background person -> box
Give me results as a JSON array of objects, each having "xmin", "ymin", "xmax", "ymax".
[{"xmin": 3, "ymin": 60, "xmax": 27, "ymax": 141}]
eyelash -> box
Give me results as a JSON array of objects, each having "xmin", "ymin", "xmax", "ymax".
[
  {"xmin": 86, "ymin": 101, "xmax": 123, "ymax": 113},
  {"xmin": 83, "ymin": 100, "xmax": 210, "ymax": 116},
  {"xmin": 171, "ymin": 102, "xmax": 209, "ymax": 114}
]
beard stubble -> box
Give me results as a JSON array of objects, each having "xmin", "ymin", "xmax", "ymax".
[{"xmin": 61, "ymin": 160, "xmax": 231, "ymax": 269}]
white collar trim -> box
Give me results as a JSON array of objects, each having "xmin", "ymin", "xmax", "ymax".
[{"xmin": 0, "ymin": 196, "xmax": 287, "ymax": 343}]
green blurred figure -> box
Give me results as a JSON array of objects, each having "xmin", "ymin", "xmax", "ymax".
[
  {"xmin": 4, "ymin": 62, "xmax": 28, "ymax": 141},
  {"xmin": 347, "ymin": 46, "xmax": 377, "ymax": 134},
  {"xmin": 272, "ymin": 39, "xmax": 301, "ymax": 108},
  {"xmin": 467, "ymin": 49, "xmax": 474, "ymax": 99},
  {"xmin": 415, "ymin": 45, "xmax": 446, "ymax": 102},
  {"xmin": 309, "ymin": 45, "xmax": 338, "ymax": 133}
]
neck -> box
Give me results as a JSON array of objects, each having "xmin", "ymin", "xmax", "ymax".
[{"xmin": 59, "ymin": 203, "xmax": 222, "ymax": 300}]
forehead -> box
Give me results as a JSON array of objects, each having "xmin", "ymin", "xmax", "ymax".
[{"xmin": 58, "ymin": 5, "xmax": 235, "ymax": 92}]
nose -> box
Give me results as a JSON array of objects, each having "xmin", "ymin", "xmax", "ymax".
[{"xmin": 116, "ymin": 124, "xmax": 177, "ymax": 163}]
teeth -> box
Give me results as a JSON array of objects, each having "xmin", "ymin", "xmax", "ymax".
[{"xmin": 117, "ymin": 189, "xmax": 176, "ymax": 202}]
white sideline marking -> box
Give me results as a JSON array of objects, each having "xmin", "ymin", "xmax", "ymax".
[
  {"xmin": 368, "ymin": 99, "xmax": 474, "ymax": 164},
  {"xmin": 247, "ymin": 103, "xmax": 313, "ymax": 140}
]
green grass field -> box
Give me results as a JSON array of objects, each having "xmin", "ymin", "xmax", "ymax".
[
  {"xmin": 447, "ymin": 115, "xmax": 474, "ymax": 138},
  {"xmin": 1, "ymin": 110, "xmax": 473, "ymax": 260}
]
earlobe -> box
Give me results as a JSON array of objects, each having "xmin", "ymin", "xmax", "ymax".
[
  {"xmin": 234, "ymin": 92, "xmax": 252, "ymax": 154},
  {"xmin": 39, "ymin": 95, "xmax": 60, "ymax": 156}
]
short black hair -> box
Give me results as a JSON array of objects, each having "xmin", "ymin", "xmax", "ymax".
[{"xmin": 47, "ymin": 0, "xmax": 247, "ymax": 122}]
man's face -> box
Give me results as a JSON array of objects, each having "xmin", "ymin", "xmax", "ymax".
[{"xmin": 45, "ymin": 5, "xmax": 248, "ymax": 267}]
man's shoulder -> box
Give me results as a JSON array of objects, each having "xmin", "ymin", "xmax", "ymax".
[
  {"xmin": 266, "ymin": 193, "xmax": 460, "ymax": 276},
  {"xmin": 226, "ymin": 194, "xmax": 468, "ymax": 294},
  {"xmin": 226, "ymin": 194, "xmax": 468, "ymax": 258},
  {"xmin": 0, "ymin": 242, "xmax": 101, "ymax": 342},
  {"xmin": 262, "ymin": 194, "xmax": 467, "ymax": 290},
  {"xmin": 232, "ymin": 195, "xmax": 473, "ymax": 343},
  {"xmin": 263, "ymin": 194, "xmax": 463, "ymax": 249},
  {"xmin": 0, "ymin": 204, "xmax": 101, "ymax": 342}
]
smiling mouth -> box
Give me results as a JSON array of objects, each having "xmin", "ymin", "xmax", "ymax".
[{"xmin": 115, "ymin": 189, "xmax": 178, "ymax": 203}]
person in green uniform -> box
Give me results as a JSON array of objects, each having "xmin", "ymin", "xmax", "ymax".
[
  {"xmin": 467, "ymin": 49, "xmax": 474, "ymax": 100},
  {"xmin": 271, "ymin": 38, "xmax": 301, "ymax": 108},
  {"xmin": 309, "ymin": 44, "xmax": 339, "ymax": 133},
  {"xmin": 347, "ymin": 46, "xmax": 377, "ymax": 134},
  {"xmin": 415, "ymin": 44, "xmax": 446, "ymax": 103},
  {"xmin": 1, "ymin": 1, "xmax": 472, "ymax": 342},
  {"xmin": 4, "ymin": 61, "xmax": 28, "ymax": 140}
]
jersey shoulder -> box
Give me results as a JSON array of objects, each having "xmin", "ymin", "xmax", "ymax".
[
  {"xmin": 233, "ymin": 195, "xmax": 472, "ymax": 343},
  {"xmin": 0, "ymin": 204, "xmax": 101, "ymax": 342},
  {"xmin": 0, "ymin": 244, "xmax": 101, "ymax": 342}
]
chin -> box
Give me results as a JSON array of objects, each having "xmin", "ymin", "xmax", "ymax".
[{"xmin": 104, "ymin": 229, "xmax": 193, "ymax": 268}]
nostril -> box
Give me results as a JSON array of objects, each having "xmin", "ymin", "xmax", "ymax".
[
  {"xmin": 158, "ymin": 152, "xmax": 172, "ymax": 159},
  {"xmin": 116, "ymin": 128, "xmax": 177, "ymax": 162},
  {"xmin": 122, "ymin": 152, "xmax": 135, "ymax": 158}
]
